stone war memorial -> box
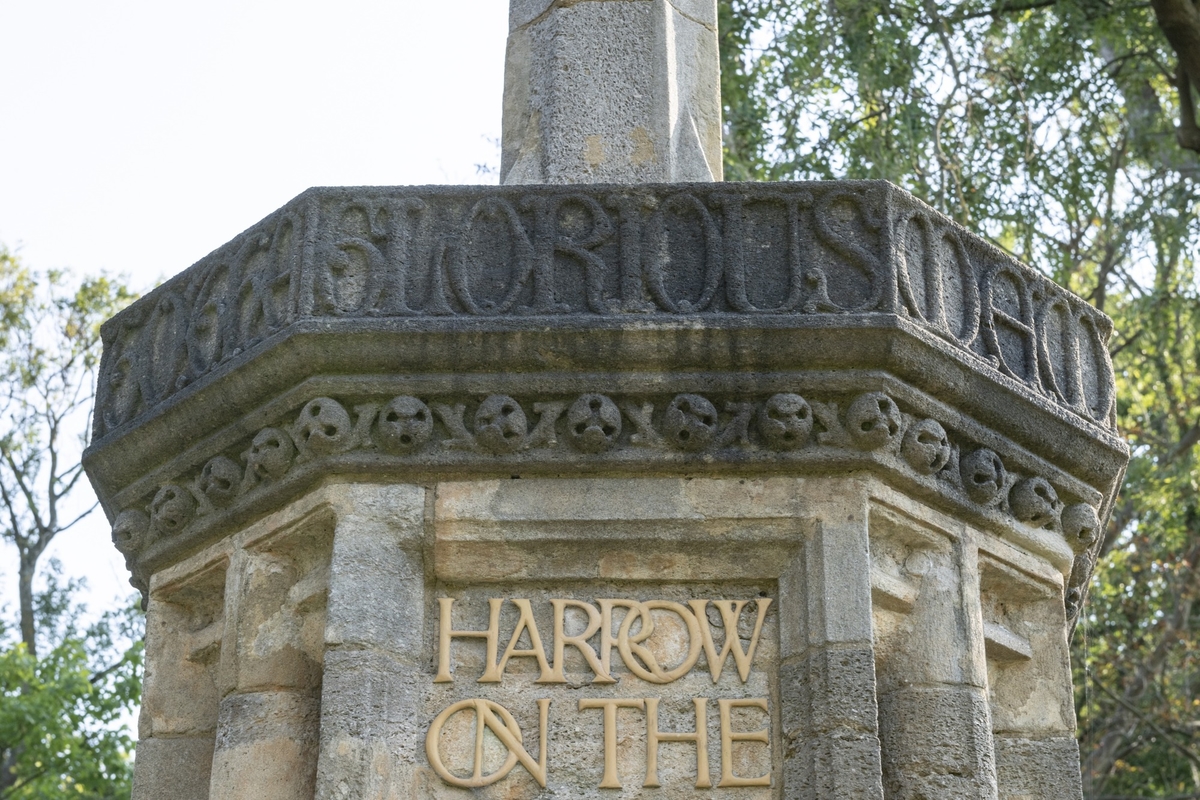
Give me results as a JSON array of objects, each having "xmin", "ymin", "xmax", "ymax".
[{"xmin": 84, "ymin": 1, "xmax": 1128, "ymax": 798}]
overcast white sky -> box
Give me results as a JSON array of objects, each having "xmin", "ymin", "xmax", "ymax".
[{"xmin": 0, "ymin": 0, "xmax": 507, "ymax": 616}]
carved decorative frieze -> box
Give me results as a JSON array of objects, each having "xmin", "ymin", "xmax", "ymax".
[
  {"xmin": 110, "ymin": 386, "xmax": 1101, "ymax": 615},
  {"xmin": 93, "ymin": 182, "xmax": 1116, "ymax": 440}
]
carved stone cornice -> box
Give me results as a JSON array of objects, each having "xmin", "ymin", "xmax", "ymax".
[{"xmin": 83, "ymin": 181, "xmax": 1128, "ymax": 622}]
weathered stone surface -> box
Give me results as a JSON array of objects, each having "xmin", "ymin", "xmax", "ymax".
[
  {"xmin": 781, "ymin": 648, "xmax": 879, "ymax": 737},
  {"xmin": 994, "ymin": 736, "xmax": 1085, "ymax": 799},
  {"xmin": 314, "ymin": 649, "xmax": 426, "ymax": 798},
  {"xmin": 878, "ymin": 686, "xmax": 998, "ymax": 799},
  {"xmin": 209, "ymin": 690, "xmax": 321, "ymax": 799},
  {"xmin": 322, "ymin": 483, "xmax": 425, "ymax": 656},
  {"xmin": 502, "ymin": 0, "xmax": 722, "ymax": 184},
  {"xmin": 129, "ymin": 735, "xmax": 216, "ymax": 800},
  {"xmin": 88, "ymin": 183, "xmax": 1117, "ymax": 445},
  {"xmin": 83, "ymin": 183, "xmax": 1125, "ymax": 642},
  {"xmin": 119, "ymin": 459, "xmax": 1108, "ymax": 798},
  {"xmin": 89, "ymin": 177, "xmax": 1124, "ymax": 798},
  {"xmin": 982, "ymin": 555, "xmax": 1077, "ymax": 739},
  {"xmin": 785, "ymin": 734, "xmax": 885, "ymax": 799}
]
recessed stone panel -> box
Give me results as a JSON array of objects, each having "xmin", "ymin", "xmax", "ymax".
[{"xmin": 425, "ymin": 583, "xmax": 779, "ymax": 795}]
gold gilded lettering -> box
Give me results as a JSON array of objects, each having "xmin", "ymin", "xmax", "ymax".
[
  {"xmin": 717, "ymin": 698, "xmax": 771, "ymax": 787},
  {"xmin": 578, "ymin": 698, "xmax": 646, "ymax": 789},
  {"xmin": 597, "ymin": 599, "xmax": 642, "ymax": 679},
  {"xmin": 496, "ymin": 599, "xmax": 555, "ymax": 683},
  {"xmin": 644, "ymin": 697, "xmax": 711, "ymax": 788},
  {"xmin": 425, "ymin": 698, "xmax": 550, "ymax": 788},
  {"xmin": 617, "ymin": 600, "xmax": 702, "ymax": 684},
  {"xmin": 435, "ymin": 597, "xmax": 502, "ymax": 683},
  {"xmin": 690, "ymin": 599, "xmax": 772, "ymax": 683},
  {"xmin": 548, "ymin": 599, "xmax": 613, "ymax": 684}
]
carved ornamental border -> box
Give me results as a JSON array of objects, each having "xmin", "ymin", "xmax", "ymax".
[
  {"xmin": 108, "ymin": 379, "xmax": 1105, "ymax": 625},
  {"xmin": 94, "ymin": 181, "xmax": 1117, "ymax": 440}
]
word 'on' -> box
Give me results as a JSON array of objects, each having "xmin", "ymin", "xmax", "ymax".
[{"xmin": 425, "ymin": 697, "xmax": 771, "ymax": 790}]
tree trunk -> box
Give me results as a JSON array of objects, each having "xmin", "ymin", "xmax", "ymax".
[
  {"xmin": 1151, "ymin": 0, "xmax": 1200, "ymax": 151},
  {"xmin": 18, "ymin": 556, "xmax": 36, "ymax": 659},
  {"xmin": 1177, "ymin": 64, "xmax": 1200, "ymax": 151},
  {"xmin": 1151, "ymin": 0, "xmax": 1200, "ymax": 88},
  {"xmin": 3, "ymin": 556, "xmax": 40, "ymax": 793},
  {"xmin": 0, "ymin": 748, "xmax": 17, "ymax": 794}
]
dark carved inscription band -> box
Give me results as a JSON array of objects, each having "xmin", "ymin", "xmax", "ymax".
[{"xmin": 94, "ymin": 182, "xmax": 1116, "ymax": 439}]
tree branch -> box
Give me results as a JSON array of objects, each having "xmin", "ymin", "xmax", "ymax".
[
  {"xmin": 1152, "ymin": 0, "xmax": 1200, "ymax": 86},
  {"xmin": 944, "ymin": 0, "xmax": 1058, "ymax": 23},
  {"xmin": 1, "ymin": 449, "xmax": 45, "ymax": 539},
  {"xmin": 55, "ymin": 502, "xmax": 99, "ymax": 539},
  {"xmin": 1094, "ymin": 680, "xmax": 1200, "ymax": 770},
  {"xmin": 1176, "ymin": 62, "xmax": 1200, "ymax": 152},
  {"xmin": 1085, "ymin": 537, "xmax": 1200, "ymax": 787}
]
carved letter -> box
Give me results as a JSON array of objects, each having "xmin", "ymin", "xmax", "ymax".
[
  {"xmin": 548, "ymin": 599, "xmax": 613, "ymax": 684},
  {"xmin": 448, "ymin": 197, "xmax": 535, "ymax": 315},
  {"xmin": 495, "ymin": 598, "xmax": 554, "ymax": 683},
  {"xmin": 425, "ymin": 698, "xmax": 549, "ymax": 788},
  {"xmin": 718, "ymin": 698, "xmax": 771, "ymax": 787},
  {"xmin": 616, "ymin": 600, "xmax": 702, "ymax": 684},
  {"xmin": 611, "ymin": 195, "xmax": 655, "ymax": 312},
  {"xmin": 722, "ymin": 193, "xmax": 806, "ymax": 313},
  {"xmin": 621, "ymin": 402, "xmax": 663, "ymax": 447},
  {"xmin": 529, "ymin": 194, "xmax": 616, "ymax": 313},
  {"xmin": 982, "ymin": 262, "xmax": 1039, "ymax": 383},
  {"xmin": 527, "ymin": 401, "xmax": 567, "ymax": 449},
  {"xmin": 645, "ymin": 193, "xmax": 723, "ymax": 313},
  {"xmin": 432, "ymin": 402, "xmax": 476, "ymax": 450},
  {"xmin": 578, "ymin": 698, "xmax": 646, "ymax": 789},
  {"xmin": 644, "ymin": 697, "xmax": 711, "ymax": 789},
  {"xmin": 715, "ymin": 401, "xmax": 755, "ymax": 448},
  {"xmin": 690, "ymin": 599, "xmax": 772, "ymax": 683},
  {"xmin": 435, "ymin": 597, "xmax": 502, "ymax": 683}
]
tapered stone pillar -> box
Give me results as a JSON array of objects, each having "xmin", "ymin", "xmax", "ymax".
[{"xmin": 502, "ymin": 0, "xmax": 723, "ymax": 183}]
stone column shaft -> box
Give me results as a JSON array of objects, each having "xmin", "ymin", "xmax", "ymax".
[
  {"xmin": 873, "ymin": 523, "xmax": 998, "ymax": 800},
  {"xmin": 313, "ymin": 485, "xmax": 428, "ymax": 798},
  {"xmin": 502, "ymin": 0, "xmax": 723, "ymax": 184},
  {"xmin": 781, "ymin": 492, "xmax": 886, "ymax": 799},
  {"xmin": 207, "ymin": 526, "xmax": 331, "ymax": 799}
]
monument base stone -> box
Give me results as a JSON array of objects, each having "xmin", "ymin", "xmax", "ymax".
[
  {"xmin": 130, "ymin": 474, "xmax": 1081, "ymax": 799},
  {"xmin": 86, "ymin": 182, "xmax": 1126, "ymax": 799}
]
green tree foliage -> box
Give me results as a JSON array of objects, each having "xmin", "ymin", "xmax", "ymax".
[
  {"xmin": 0, "ymin": 563, "xmax": 142, "ymax": 799},
  {"xmin": 0, "ymin": 247, "xmax": 135, "ymax": 654},
  {"xmin": 719, "ymin": 0, "xmax": 1200, "ymax": 794},
  {"xmin": 0, "ymin": 246, "xmax": 141, "ymax": 796}
]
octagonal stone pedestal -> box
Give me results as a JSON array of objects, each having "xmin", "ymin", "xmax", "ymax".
[{"xmin": 85, "ymin": 182, "xmax": 1127, "ymax": 800}]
